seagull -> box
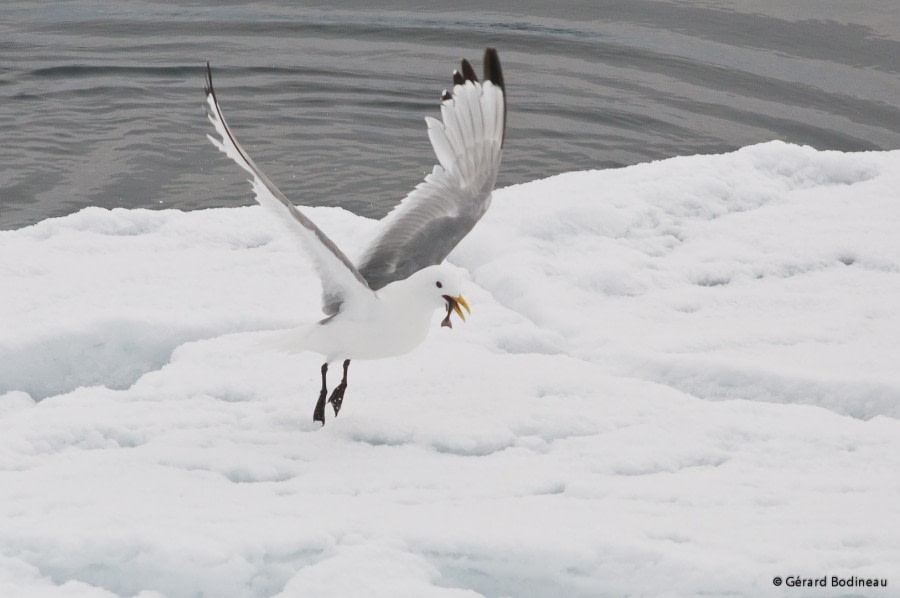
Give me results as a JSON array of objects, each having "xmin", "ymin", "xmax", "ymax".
[{"xmin": 204, "ymin": 48, "xmax": 506, "ymax": 425}]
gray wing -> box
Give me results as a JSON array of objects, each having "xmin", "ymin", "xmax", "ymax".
[
  {"xmin": 356, "ymin": 48, "xmax": 506, "ymax": 290},
  {"xmin": 204, "ymin": 64, "xmax": 374, "ymax": 316}
]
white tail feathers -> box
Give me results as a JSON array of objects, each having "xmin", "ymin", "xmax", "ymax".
[{"xmin": 254, "ymin": 326, "xmax": 313, "ymax": 354}]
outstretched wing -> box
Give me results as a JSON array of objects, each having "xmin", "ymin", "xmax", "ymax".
[
  {"xmin": 356, "ymin": 48, "xmax": 506, "ymax": 291},
  {"xmin": 204, "ymin": 64, "xmax": 373, "ymax": 316}
]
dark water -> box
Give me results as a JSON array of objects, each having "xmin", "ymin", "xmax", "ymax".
[{"xmin": 1, "ymin": 1, "xmax": 899, "ymax": 230}]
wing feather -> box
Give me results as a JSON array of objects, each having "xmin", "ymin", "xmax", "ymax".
[
  {"xmin": 356, "ymin": 48, "xmax": 506, "ymax": 290},
  {"xmin": 425, "ymin": 117, "xmax": 456, "ymax": 173},
  {"xmin": 204, "ymin": 64, "xmax": 373, "ymax": 315},
  {"xmin": 439, "ymin": 100, "xmax": 466, "ymax": 159}
]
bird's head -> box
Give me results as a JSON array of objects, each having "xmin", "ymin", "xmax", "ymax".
[{"xmin": 412, "ymin": 264, "xmax": 470, "ymax": 329}]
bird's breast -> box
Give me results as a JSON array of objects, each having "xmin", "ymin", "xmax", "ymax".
[{"xmin": 313, "ymin": 302, "xmax": 436, "ymax": 361}]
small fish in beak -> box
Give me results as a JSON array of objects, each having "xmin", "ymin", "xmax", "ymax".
[{"xmin": 441, "ymin": 294, "xmax": 471, "ymax": 328}]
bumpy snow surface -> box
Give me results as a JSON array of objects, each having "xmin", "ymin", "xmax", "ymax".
[{"xmin": 2, "ymin": 142, "xmax": 899, "ymax": 597}]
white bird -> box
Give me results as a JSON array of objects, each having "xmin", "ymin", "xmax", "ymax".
[{"xmin": 204, "ymin": 49, "xmax": 506, "ymax": 424}]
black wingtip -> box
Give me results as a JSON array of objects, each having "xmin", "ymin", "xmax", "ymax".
[
  {"xmin": 482, "ymin": 48, "xmax": 507, "ymax": 148},
  {"xmin": 483, "ymin": 48, "xmax": 504, "ymax": 92},
  {"xmin": 441, "ymin": 89, "xmax": 452, "ymax": 102},
  {"xmin": 204, "ymin": 62, "xmax": 214, "ymax": 96},
  {"xmin": 460, "ymin": 58, "xmax": 478, "ymax": 83},
  {"xmin": 452, "ymin": 69, "xmax": 464, "ymax": 86}
]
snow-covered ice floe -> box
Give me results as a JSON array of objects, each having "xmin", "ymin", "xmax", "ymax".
[{"xmin": 2, "ymin": 141, "xmax": 899, "ymax": 597}]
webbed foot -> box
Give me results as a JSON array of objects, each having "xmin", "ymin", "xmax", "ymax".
[{"xmin": 328, "ymin": 359, "xmax": 351, "ymax": 417}]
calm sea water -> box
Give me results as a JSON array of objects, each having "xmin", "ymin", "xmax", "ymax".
[{"xmin": 2, "ymin": 1, "xmax": 899, "ymax": 229}]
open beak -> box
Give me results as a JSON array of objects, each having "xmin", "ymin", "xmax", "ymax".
[{"xmin": 441, "ymin": 294, "xmax": 471, "ymax": 328}]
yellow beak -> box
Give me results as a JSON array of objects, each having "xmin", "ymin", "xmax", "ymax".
[{"xmin": 452, "ymin": 294, "xmax": 471, "ymax": 322}]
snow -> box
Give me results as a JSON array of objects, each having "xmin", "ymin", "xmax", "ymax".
[{"xmin": 2, "ymin": 141, "xmax": 899, "ymax": 597}]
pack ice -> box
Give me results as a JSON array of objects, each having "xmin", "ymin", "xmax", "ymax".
[{"xmin": 1, "ymin": 141, "xmax": 899, "ymax": 597}]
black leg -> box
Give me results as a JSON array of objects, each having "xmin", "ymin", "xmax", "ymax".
[
  {"xmin": 328, "ymin": 359, "xmax": 350, "ymax": 416},
  {"xmin": 313, "ymin": 363, "xmax": 328, "ymax": 425}
]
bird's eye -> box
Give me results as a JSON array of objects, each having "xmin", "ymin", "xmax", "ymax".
[{"xmin": 436, "ymin": 281, "xmax": 443, "ymax": 288}]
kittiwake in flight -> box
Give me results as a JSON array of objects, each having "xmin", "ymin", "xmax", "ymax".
[{"xmin": 204, "ymin": 48, "xmax": 506, "ymax": 425}]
